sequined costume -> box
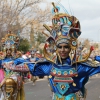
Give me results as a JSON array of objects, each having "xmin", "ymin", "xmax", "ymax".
[
  {"xmin": 0, "ymin": 31, "xmax": 26, "ymax": 100},
  {"xmin": 28, "ymin": 50, "xmax": 42, "ymax": 83},
  {"xmin": 0, "ymin": 56, "xmax": 26, "ymax": 100},
  {"xmin": 26, "ymin": 2, "xmax": 100, "ymax": 100},
  {"xmin": 26, "ymin": 56, "xmax": 100, "ymax": 100}
]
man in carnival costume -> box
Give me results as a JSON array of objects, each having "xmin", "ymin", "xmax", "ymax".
[
  {"xmin": 5, "ymin": 2, "xmax": 100, "ymax": 100},
  {"xmin": 29, "ymin": 49, "xmax": 39, "ymax": 85},
  {"xmin": 0, "ymin": 31, "xmax": 28, "ymax": 100},
  {"xmin": 28, "ymin": 49, "xmax": 43, "ymax": 85}
]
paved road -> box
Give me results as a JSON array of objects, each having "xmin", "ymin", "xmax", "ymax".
[
  {"xmin": 0, "ymin": 77, "xmax": 100, "ymax": 100},
  {"xmin": 24, "ymin": 77, "xmax": 100, "ymax": 100},
  {"xmin": 25, "ymin": 79, "xmax": 52, "ymax": 100},
  {"xmin": 85, "ymin": 77, "xmax": 100, "ymax": 100}
]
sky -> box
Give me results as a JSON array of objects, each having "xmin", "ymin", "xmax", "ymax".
[{"xmin": 42, "ymin": 0, "xmax": 100, "ymax": 42}]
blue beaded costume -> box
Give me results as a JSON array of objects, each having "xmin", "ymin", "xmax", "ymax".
[
  {"xmin": 26, "ymin": 2, "xmax": 100, "ymax": 100},
  {"xmin": 0, "ymin": 31, "xmax": 26, "ymax": 100},
  {"xmin": 27, "ymin": 56, "xmax": 100, "ymax": 100}
]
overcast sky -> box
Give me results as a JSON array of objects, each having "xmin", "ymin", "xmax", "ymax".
[{"xmin": 45, "ymin": 0, "xmax": 100, "ymax": 42}]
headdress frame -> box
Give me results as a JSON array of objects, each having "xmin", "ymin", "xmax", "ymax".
[
  {"xmin": 43, "ymin": 2, "xmax": 92, "ymax": 65},
  {"xmin": 1, "ymin": 31, "xmax": 20, "ymax": 57}
]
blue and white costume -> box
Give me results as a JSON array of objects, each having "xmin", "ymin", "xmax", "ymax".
[
  {"xmin": 26, "ymin": 2, "xmax": 100, "ymax": 100},
  {"xmin": 27, "ymin": 56, "xmax": 100, "ymax": 100}
]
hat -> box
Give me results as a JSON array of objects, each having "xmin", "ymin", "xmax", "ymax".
[
  {"xmin": 43, "ymin": 2, "xmax": 81, "ymax": 49},
  {"xmin": 30, "ymin": 49, "xmax": 37, "ymax": 55},
  {"xmin": 1, "ymin": 31, "xmax": 20, "ymax": 57},
  {"xmin": 30, "ymin": 51, "xmax": 35, "ymax": 54},
  {"xmin": 43, "ymin": 2, "xmax": 93, "ymax": 64}
]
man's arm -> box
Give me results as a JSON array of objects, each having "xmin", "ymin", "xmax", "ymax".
[
  {"xmin": 4, "ymin": 60, "xmax": 52, "ymax": 76},
  {"xmin": 27, "ymin": 61, "xmax": 52, "ymax": 76},
  {"xmin": 79, "ymin": 61, "xmax": 100, "ymax": 77}
]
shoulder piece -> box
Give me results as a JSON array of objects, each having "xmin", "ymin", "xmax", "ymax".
[{"xmin": 81, "ymin": 59, "xmax": 100, "ymax": 67}]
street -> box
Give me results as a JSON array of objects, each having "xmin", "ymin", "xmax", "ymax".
[
  {"xmin": 0, "ymin": 77, "xmax": 100, "ymax": 100},
  {"xmin": 25, "ymin": 79, "xmax": 51, "ymax": 100},
  {"xmin": 86, "ymin": 77, "xmax": 100, "ymax": 100},
  {"xmin": 24, "ymin": 77, "xmax": 100, "ymax": 100}
]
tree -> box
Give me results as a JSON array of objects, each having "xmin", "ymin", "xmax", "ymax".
[
  {"xmin": 18, "ymin": 38, "xmax": 30, "ymax": 53},
  {"xmin": 34, "ymin": 31, "xmax": 46, "ymax": 48},
  {"xmin": 0, "ymin": 0, "xmax": 53, "ymax": 47},
  {"xmin": 83, "ymin": 39, "xmax": 90, "ymax": 49},
  {"xmin": 0, "ymin": 0, "xmax": 44, "ymax": 39},
  {"xmin": 93, "ymin": 43, "xmax": 99, "ymax": 50}
]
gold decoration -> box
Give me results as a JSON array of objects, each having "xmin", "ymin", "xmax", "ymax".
[
  {"xmin": 73, "ymin": 82, "xmax": 76, "ymax": 87},
  {"xmin": 70, "ymin": 97, "xmax": 74, "ymax": 100},
  {"xmin": 58, "ymin": 71, "xmax": 61, "ymax": 75},
  {"xmin": 61, "ymin": 84, "xmax": 66, "ymax": 90},
  {"xmin": 54, "ymin": 83, "xmax": 56, "ymax": 86},
  {"xmin": 64, "ymin": 71, "xmax": 68, "ymax": 75},
  {"xmin": 69, "ymin": 70, "xmax": 73, "ymax": 74},
  {"xmin": 55, "ymin": 95, "xmax": 65, "ymax": 100},
  {"xmin": 58, "ymin": 32, "xmax": 62, "ymax": 36},
  {"xmin": 73, "ymin": 47, "xmax": 93, "ymax": 65},
  {"xmin": 49, "ymin": 75, "xmax": 52, "ymax": 78},
  {"xmin": 75, "ymin": 74, "xmax": 78, "ymax": 77},
  {"xmin": 43, "ymin": 45, "xmax": 57, "ymax": 64},
  {"xmin": 53, "ymin": 70, "xmax": 56, "ymax": 74},
  {"xmin": 1, "ymin": 78, "xmax": 25, "ymax": 100}
]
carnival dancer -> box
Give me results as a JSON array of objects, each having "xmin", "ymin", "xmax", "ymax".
[
  {"xmin": 0, "ymin": 31, "xmax": 27, "ymax": 100},
  {"xmin": 5, "ymin": 2, "xmax": 100, "ymax": 100},
  {"xmin": 29, "ymin": 50, "xmax": 39, "ymax": 85}
]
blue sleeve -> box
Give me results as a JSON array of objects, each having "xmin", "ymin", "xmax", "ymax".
[
  {"xmin": 95, "ymin": 56, "xmax": 100, "ymax": 62},
  {"xmin": 14, "ymin": 58, "xmax": 27, "ymax": 65},
  {"xmin": 27, "ymin": 61, "xmax": 52, "ymax": 76},
  {"xmin": 78, "ymin": 63, "xmax": 100, "ymax": 77}
]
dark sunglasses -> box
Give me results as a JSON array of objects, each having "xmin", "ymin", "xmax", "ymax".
[{"xmin": 57, "ymin": 45, "xmax": 70, "ymax": 49}]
